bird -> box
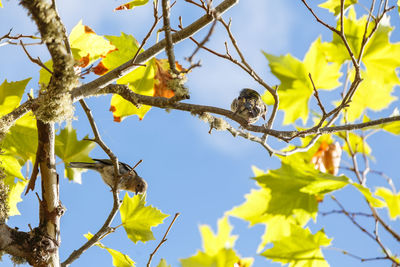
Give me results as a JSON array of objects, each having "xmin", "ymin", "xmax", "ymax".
[
  {"xmin": 69, "ymin": 159, "xmax": 147, "ymax": 194},
  {"xmin": 231, "ymin": 88, "xmax": 267, "ymax": 124}
]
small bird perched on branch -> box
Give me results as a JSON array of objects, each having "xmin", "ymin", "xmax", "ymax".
[
  {"xmin": 69, "ymin": 159, "xmax": 147, "ymax": 194},
  {"xmin": 231, "ymin": 88, "xmax": 267, "ymax": 124}
]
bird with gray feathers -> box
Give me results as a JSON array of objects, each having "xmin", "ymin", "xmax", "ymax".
[
  {"xmin": 69, "ymin": 159, "xmax": 147, "ymax": 194},
  {"xmin": 231, "ymin": 88, "xmax": 267, "ymax": 124}
]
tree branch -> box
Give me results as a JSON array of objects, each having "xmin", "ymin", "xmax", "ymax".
[
  {"xmin": 79, "ymin": 99, "xmax": 121, "ymax": 178},
  {"xmin": 99, "ymin": 84, "xmax": 400, "ymax": 139},
  {"xmin": 0, "ymin": 224, "xmax": 33, "ymax": 263},
  {"xmin": 345, "ymin": 134, "xmax": 400, "ymax": 242},
  {"xmin": 326, "ymin": 247, "xmax": 392, "ymax": 263},
  {"xmin": 20, "ymin": 40, "xmax": 52, "ymax": 74},
  {"xmin": 71, "ymin": 0, "xmax": 239, "ymax": 101},
  {"xmin": 162, "ymin": 0, "xmax": 180, "ymax": 75},
  {"xmin": 61, "ymin": 189, "xmax": 121, "ymax": 267},
  {"xmin": 147, "ymin": 212, "xmax": 180, "ymax": 267}
]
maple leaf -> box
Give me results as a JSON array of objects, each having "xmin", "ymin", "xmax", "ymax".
[
  {"xmin": 84, "ymin": 233, "xmax": 136, "ymax": 267},
  {"xmin": 318, "ymin": 0, "xmax": 357, "ymax": 16},
  {"xmin": 321, "ymin": 8, "xmax": 400, "ymax": 121},
  {"xmin": 114, "ymin": 0, "xmax": 149, "ymax": 11},
  {"xmin": 180, "ymin": 217, "xmax": 253, "ymax": 267},
  {"xmin": 262, "ymin": 38, "xmax": 342, "ymax": 125},
  {"xmin": 120, "ymin": 193, "xmax": 169, "ymax": 243},
  {"xmin": 311, "ymin": 141, "xmax": 342, "ymax": 175},
  {"xmin": 69, "ymin": 21, "xmax": 115, "ymax": 67},
  {"xmin": 375, "ymin": 187, "xmax": 400, "ymax": 220},
  {"xmin": 262, "ymin": 225, "xmax": 331, "ymax": 267},
  {"xmin": 0, "ymin": 78, "xmax": 31, "ymax": 116},
  {"xmin": 55, "ymin": 124, "xmax": 96, "ymax": 183},
  {"xmin": 153, "ymin": 59, "xmax": 178, "ymax": 98},
  {"xmin": 93, "ymin": 61, "xmax": 109, "ymax": 75}
]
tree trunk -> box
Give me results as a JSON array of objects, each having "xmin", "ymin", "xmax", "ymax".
[{"xmin": 36, "ymin": 120, "xmax": 62, "ymax": 267}]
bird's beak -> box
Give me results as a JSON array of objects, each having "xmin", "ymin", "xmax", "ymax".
[{"xmin": 262, "ymin": 114, "xmax": 266, "ymax": 120}]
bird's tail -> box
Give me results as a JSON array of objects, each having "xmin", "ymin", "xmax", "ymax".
[{"xmin": 69, "ymin": 162, "xmax": 99, "ymax": 170}]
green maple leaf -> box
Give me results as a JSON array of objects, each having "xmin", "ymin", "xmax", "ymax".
[
  {"xmin": 318, "ymin": 0, "xmax": 357, "ymax": 16},
  {"xmin": 380, "ymin": 109, "xmax": 400, "ymax": 135},
  {"xmin": 2, "ymin": 112, "xmax": 37, "ymax": 163},
  {"xmin": 0, "ymin": 154, "xmax": 24, "ymax": 181},
  {"xmin": 263, "ymin": 38, "xmax": 341, "ymax": 125},
  {"xmin": 110, "ymin": 58, "xmax": 155, "ymax": 121},
  {"xmin": 102, "ymin": 33, "xmax": 141, "ymax": 71},
  {"xmin": 352, "ymin": 183, "xmax": 386, "ymax": 208},
  {"xmin": 227, "ymin": 188, "xmax": 309, "ymax": 252},
  {"xmin": 157, "ymin": 259, "xmax": 170, "ymax": 267},
  {"xmin": 114, "ymin": 0, "xmax": 149, "ymax": 11},
  {"xmin": 69, "ymin": 21, "xmax": 115, "ymax": 65},
  {"xmin": 39, "ymin": 60, "xmax": 53, "ymax": 86},
  {"xmin": 363, "ymin": 111, "xmax": 400, "ymax": 135},
  {"xmin": 55, "ymin": 124, "xmax": 96, "ymax": 183},
  {"xmin": 180, "ymin": 249, "xmax": 241, "ymax": 267},
  {"xmin": 345, "ymin": 70, "xmax": 397, "ymax": 121},
  {"xmin": 6, "ymin": 178, "xmax": 27, "ymax": 216},
  {"xmin": 180, "ymin": 217, "xmax": 253, "ymax": 267},
  {"xmin": 398, "ymin": 0, "xmax": 400, "ymax": 14},
  {"xmin": 254, "ymin": 159, "xmax": 348, "ymax": 218},
  {"xmin": 375, "ymin": 187, "xmax": 400, "ymax": 220},
  {"xmin": 322, "ymin": 8, "xmax": 400, "ymax": 121},
  {"xmin": 200, "ymin": 217, "xmax": 237, "ymax": 255},
  {"xmin": 120, "ymin": 193, "xmax": 169, "ymax": 244},
  {"xmin": 382, "ymin": 122, "xmax": 400, "ymax": 135},
  {"xmin": 335, "ymin": 131, "xmax": 371, "ymax": 156},
  {"xmin": 228, "ymin": 188, "xmax": 272, "ymax": 226},
  {"xmin": 84, "ymin": 233, "xmax": 135, "ymax": 267},
  {"xmin": 0, "ymin": 154, "xmax": 26, "ymax": 216},
  {"xmin": 0, "ymin": 78, "xmax": 31, "ymax": 116},
  {"xmin": 262, "ymin": 225, "xmax": 331, "ymax": 267},
  {"xmin": 229, "ymin": 136, "xmax": 348, "ymax": 252},
  {"xmin": 99, "ymin": 33, "xmax": 155, "ymax": 121}
]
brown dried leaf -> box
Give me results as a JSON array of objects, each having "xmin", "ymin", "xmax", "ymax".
[
  {"xmin": 153, "ymin": 59, "xmax": 182, "ymax": 98},
  {"xmin": 311, "ymin": 141, "xmax": 342, "ymax": 175},
  {"xmin": 78, "ymin": 54, "xmax": 90, "ymax": 68},
  {"xmin": 93, "ymin": 61, "xmax": 109, "ymax": 75},
  {"xmin": 84, "ymin": 25, "xmax": 95, "ymax": 34}
]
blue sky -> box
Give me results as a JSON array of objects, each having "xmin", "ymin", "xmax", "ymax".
[{"xmin": 1, "ymin": 0, "xmax": 400, "ymax": 266}]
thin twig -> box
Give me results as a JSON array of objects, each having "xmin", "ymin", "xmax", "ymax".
[
  {"xmin": 0, "ymin": 29, "xmax": 40, "ymax": 42},
  {"xmin": 300, "ymin": 0, "xmax": 339, "ymax": 33},
  {"xmin": 361, "ymin": 133, "xmax": 370, "ymax": 184},
  {"xmin": 185, "ymin": 0, "xmax": 206, "ymax": 10},
  {"xmin": 319, "ymin": 210, "xmax": 373, "ymax": 218},
  {"xmin": 326, "ymin": 247, "xmax": 392, "ymax": 263},
  {"xmin": 147, "ymin": 213, "xmax": 180, "ymax": 267},
  {"xmin": 217, "ymin": 17, "xmax": 280, "ymax": 134},
  {"xmin": 369, "ymin": 170, "xmax": 397, "ymax": 193},
  {"xmin": 344, "ymin": 131, "xmax": 363, "ymax": 184},
  {"xmin": 130, "ymin": 0, "xmax": 161, "ymax": 67},
  {"xmin": 345, "ymin": 134, "xmax": 400, "ymax": 243},
  {"xmin": 61, "ymin": 189, "xmax": 121, "ymax": 267},
  {"xmin": 357, "ymin": 0, "xmax": 375, "ymax": 63},
  {"xmin": 20, "ymin": 40, "xmax": 52, "ymax": 74},
  {"xmin": 331, "ymin": 195, "xmax": 376, "ymax": 240},
  {"xmin": 162, "ymin": 0, "xmax": 180, "ymax": 75},
  {"xmin": 300, "ymin": 0, "xmax": 364, "ymax": 126},
  {"xmin": 309, "ymin": 73, "xmax": 327, "ymax": 116},
  {"xmin": 71, "ymin": 0, "xmax": 239, "ymax": 100},
  {"xmin": 187, "ymin": 14, "xmax": 218, "ymax": 64},
  {"xmin": 357, "ymin": 3, "xmax": 395, "ymax": 64},
  {"xmin": 79, "ymin": 99, "xmax": 120, "ymax": 178}
]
